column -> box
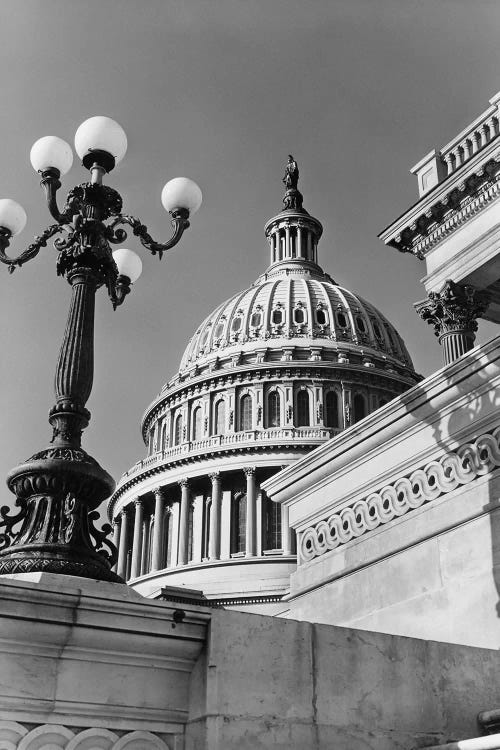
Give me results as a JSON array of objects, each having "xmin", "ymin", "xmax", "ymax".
[
  {"xmin": 297, "ymin": 226, "xmax": 303, "ymax": 259},
  {"xmin": 111, "ymin": 516, "xmax": 121, "ymax": 572},
  {"xmin": 117, "ymin": 507, "xmax": 131, "ymax": 580},
  {"xmin": 169, "ymin": 502, "xmax": 180, "ymax": 568},
  {"xmin": 209, "ymin": 472, "xmax": 222, "ymax": 560},
  {"xmin": 284, "ymin": 224, "xmax": 291, "ymax": 259},
  {"xmin": 220, "ymin": 490, "xmax": 232, "ymax": 560},
  {"xmin": 178, "ymin": 478, "xmax": 190, "ymax": 566},
  {"xmin": 151, "ymin": 487, "xmax": 166, "ymax": 572},
  {"xmin": 415, "ymin": 280, "xmax": 490, "ymax": 366},
  {"xmin": 306, "ymin": 231, "xmax": 313, "ymax": 261},
  {"xmin": 281, "ymin": 504, "xmax": 292, "ymax": 555},
  {"xmin": 130, "ymin": 498, "xmax": 145, "ymax": 579},
  {"xmin": 140, "ymin": 516, "xmax": 150, "ymax": 575},
  {"xmin": 244, "ymin": 467, "xmax": 257, "ymax": 557}
]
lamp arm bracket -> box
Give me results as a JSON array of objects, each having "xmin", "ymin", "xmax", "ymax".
[
  {"xmin": 0, "ymin": 223, "xmax": 65, "ymax": 273},
  {"xmin": 40, "ymin": 170, "xmax": 69, "ymax": 224},
  {"xmin": 107, "ymin": 209, "xmax": 190, "ymax": 260}
]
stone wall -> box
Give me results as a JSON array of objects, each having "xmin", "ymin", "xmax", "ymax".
[{"xmin": 185, "ymin": 608, "xmax": 500, "ymax": 750}]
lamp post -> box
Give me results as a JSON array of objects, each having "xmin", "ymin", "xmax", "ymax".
[{"xmin": 0, "ymin": 116, "xmax": 202, "ymax": 582}]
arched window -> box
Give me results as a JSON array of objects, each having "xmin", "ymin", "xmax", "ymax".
[
  {"xmin": 174, "ymin": 413, "xmax": 183, "ymax": 445},
  {"xmin": 353, "ymin": 394, "xmax": 366, "ymax": 423},
  {"xmin": 325, "ymin": 391, "xmax": 339, "ymax": 428},
  {"xmin": 239, "ymin": 394, "xmax": 252, "ymax": 431},
  {"xmin": 161, "ymin": 422, "xmax": 168, "ymax": 450},
  {"xmin": 214, "ymin": 399, "xmax": 225, "ymax": 435},
  {"xmin": 264, "ymin": 495, "xmax": 282, "ymax": 550},
  {"xmin": 296, "ymin": 390, "xmax": 310, "ymax": 427},
  {"xmin": 231, "ymin": 492, "xmax": 247, "ymax": 553},
  {"xmin": 267, "ymin": 391, "xmax": 280, "ymax": 428},
  {"xmin": 192, "ymin": 406, "xmax": 202, "ymax": 441}
]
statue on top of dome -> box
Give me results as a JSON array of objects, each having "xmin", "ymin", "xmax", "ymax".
[
  {"xmin": 282, "ymin": 155, "xmax": 304, "ymax": 212},
  {"xmin": 283, "ymin": 155, "xmax": 299, "ymax": 190}
]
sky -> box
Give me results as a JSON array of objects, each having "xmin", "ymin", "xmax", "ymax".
[{"xmin": 0, "ymin": 0, "xmax": 499, "ymax": 506}]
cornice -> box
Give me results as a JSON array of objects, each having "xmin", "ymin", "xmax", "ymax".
[{"xmin": 379, "ymin": 141, "xmax": 500, "ymax": 256}]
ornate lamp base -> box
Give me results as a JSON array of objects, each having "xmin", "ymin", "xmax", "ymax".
[{"xmin": 0, "ymin": 445, "xmax": 122, "ymax": 583}]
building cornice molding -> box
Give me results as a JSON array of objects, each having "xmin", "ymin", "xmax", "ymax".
[{"xmin": 379, "ymin": 144, "xmax": 500, "ymax": 256}]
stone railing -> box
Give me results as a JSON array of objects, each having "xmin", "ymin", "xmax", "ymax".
[
  {"xmin": 411, "ymin": 92, "xmax": 500, "ymax": 197},
  {"xmin": 299, "ymin": 426, "xmax": 500, "ymax": 564},
  {"xmin": 121, "ymin": 426, "xmax": 338, "ymax": 480}
]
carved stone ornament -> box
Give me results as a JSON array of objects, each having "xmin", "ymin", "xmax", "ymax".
[
  {"xmin": 300, "ymin": 426, "xmax": 500, "ymax": 564},
  {"xmin": 0, "ymin": 722, "xmax": 173, "ymax": 750},
  {"xmin": 415, "ymin": 280, "xmax": 490, "ymax": 338}
]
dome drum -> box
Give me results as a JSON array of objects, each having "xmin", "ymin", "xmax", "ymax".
[{"xmin": 109, "ymin": 159, "xmax": 421, "ymax": 612}]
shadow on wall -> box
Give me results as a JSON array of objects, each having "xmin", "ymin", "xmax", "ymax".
[{"xmin": 399, "ymin": 329, "xmax": 500, "ymax": 633}]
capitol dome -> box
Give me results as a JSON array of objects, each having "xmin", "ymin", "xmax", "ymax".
[{"xmin": 108, "ymin": 159, "xmax": 420, "ymax": 613}]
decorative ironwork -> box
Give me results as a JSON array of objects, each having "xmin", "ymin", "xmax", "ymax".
[{"xmin": 0, "ymin": 154, "xmax": 193, "ymax": 582}]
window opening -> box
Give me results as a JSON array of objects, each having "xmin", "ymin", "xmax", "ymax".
[
  {"xmin": 316, "ymin": 308, "xmax": 327, "ymax": 325},
  {"xmin": 294, "ymin": 307, "xmax": 305, "ymax": 324},
  {"xmin": 267, "ymin": 391, "xmax": 280, "ymax": 427},
  {"xmin": 337, "ymin": 311, "xmax": 347, "ymax": 328},
  {"xmin": 353, "ymin": 394, "xmax": 366, "ymax": 422},
  {"xmin": 296, "ymin": 390, "xmax": 310, "ymax": 427},
  {"xmin": 174, "ymin": 414, "xmax": 183, "ymax": 445},
  {"xmin": 239, "ymin": 394, "xmax": 253, "ymax": 431},
  {"xmin": 272, "ymin": 308, "xmax": 284, "ymax": 325},
  {"xmin": 192, "ymin": 406, "xmax": 202, "ymax": 441},
  {"xmin": 325, "ymin": 391, "xmax": 339, "ymax": 428},
  {"xmin": 214, "ymin": 399, "xmax": 225, "ymax": 435}
]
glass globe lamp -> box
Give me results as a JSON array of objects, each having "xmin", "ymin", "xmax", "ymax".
[
  {"xmin": 112, "ymin": 248, "xmax": 143, "ymax": 283},
  {"xmin": 0, "ymin": 199, "xmax": 27, "ymax": 235},
  {"xmin": 161, "ymin": 177, "xmax": 202, "ymax": 215},
  {"xmin": 74, "ymin": 116, "xmax": 127, "ymax": 167},
  {"xmin": 30, "ymin": 136, "xmax": 73, "ymax": 175}
]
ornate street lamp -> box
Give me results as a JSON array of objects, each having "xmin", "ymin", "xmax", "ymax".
[{"xmin": 0, "ymin": 116, "xmax": 202, "ymax": 582}]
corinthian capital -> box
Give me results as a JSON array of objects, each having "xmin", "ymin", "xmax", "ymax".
[{"xmin": 415, "ymin": 280, "xmax": 490, "ymax": 338}]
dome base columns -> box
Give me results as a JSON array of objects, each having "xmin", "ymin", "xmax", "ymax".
[
  {"xmin": 151, "ymin": 488, "xmax": 167, "ymax": 572},
  {"xmin": 116, "ymin": 507, "xmax": 131, "ymax": 580},
  {"xmin": 244, "ymin": 467, "xmax": 257, "ymax": 557},
  {"xmin": 208, "ymin": 473, "xmax": 222, "ymax": 560},
  {"xmin": 130, "ymin": 498, "xmax": 145, "ymax": 579},
  {"xmin": 415, "ymin": 280, "xmax": 490, "ymax": 366},
  {"xmin": 178, "ymin": 478, "xmax": 191, "ymax": 566}
]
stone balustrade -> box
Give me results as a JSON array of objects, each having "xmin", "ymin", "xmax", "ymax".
[
  {"xmin": 411, "ymin": 92, "xmax": 500, "ymax": 197},
  {"xmin": 121, "ymin": 426, "xmax": 338, "ymax": 481}
]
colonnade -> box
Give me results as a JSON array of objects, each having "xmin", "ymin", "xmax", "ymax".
[{"xmin": 112, "ymin": 467, "xmax": 293, "ymax": 581}]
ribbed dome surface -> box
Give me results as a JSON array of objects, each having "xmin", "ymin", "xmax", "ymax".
[{"xmin": 179, "ymin": 266, "xmax": 414, "ymax": 371}]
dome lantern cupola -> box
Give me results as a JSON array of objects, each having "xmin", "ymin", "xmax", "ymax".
[{"xmin": 264, "ymin": 156, "xmax": 323, "ymax": 269}]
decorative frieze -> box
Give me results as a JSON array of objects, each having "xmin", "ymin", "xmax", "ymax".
[
  {"xmin": 299, "ymin": 426, "xmax": 500, "ymax": 564},
  {"xmin": 0, "ymin": 723, "xmax": 172, "ymax": 750}
]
